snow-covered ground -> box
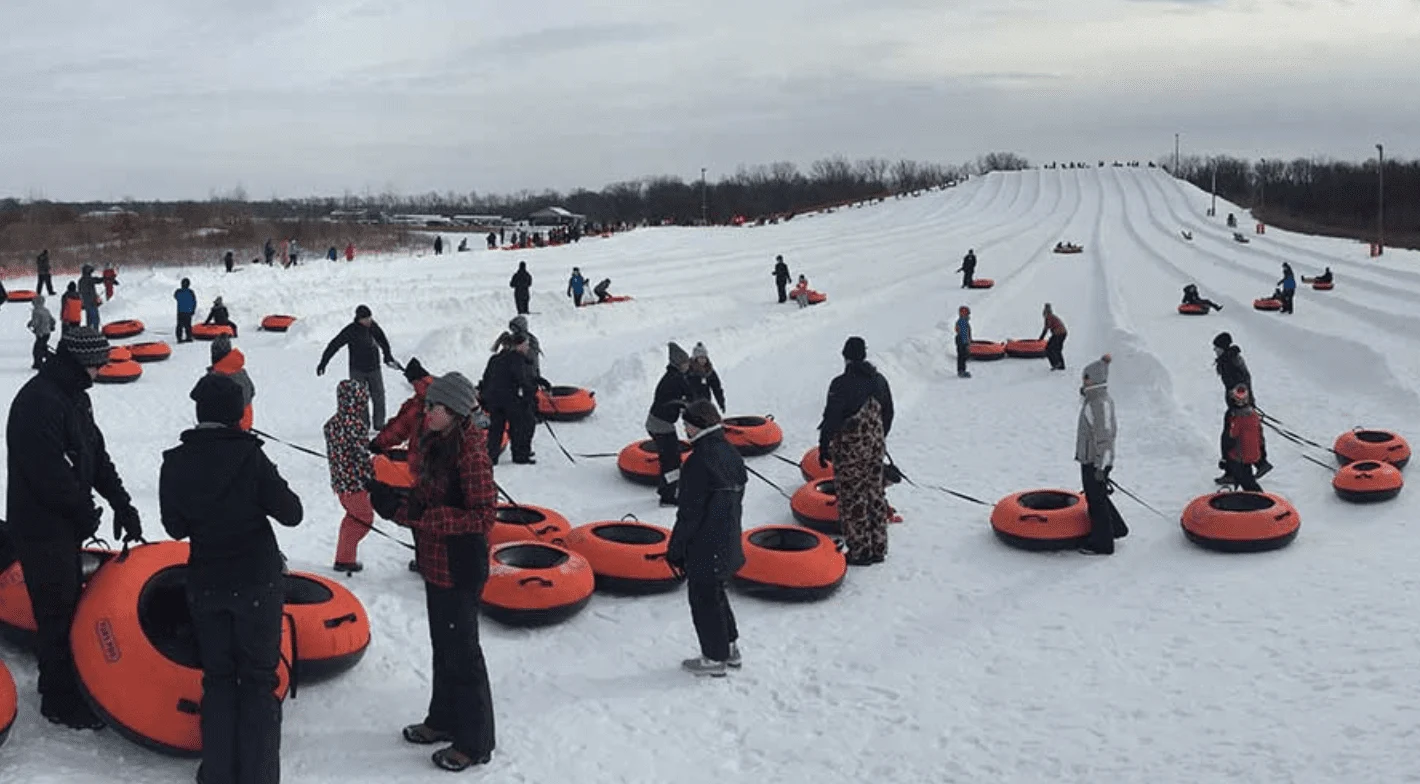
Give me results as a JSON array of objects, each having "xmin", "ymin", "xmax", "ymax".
[{"xmin": 2, "ymin": 168, "xmax": 1418, "ymax": 783}]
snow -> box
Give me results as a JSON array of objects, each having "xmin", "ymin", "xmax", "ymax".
[{"xmin": 3, "ymin": 168, "xmax": 1419, "ymax": 783}]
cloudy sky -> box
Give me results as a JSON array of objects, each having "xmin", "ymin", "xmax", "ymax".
[{"xmin": 4, "ymin": 0, "xmax": 1418, "ymax": 201}]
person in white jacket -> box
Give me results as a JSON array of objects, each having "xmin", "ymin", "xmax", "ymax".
[{"xmin": 1075, "ymin": 354, "xmax": 1126, "ymax": 555}]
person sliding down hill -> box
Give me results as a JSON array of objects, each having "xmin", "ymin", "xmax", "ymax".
[
  {"xmin": 205, "ymin": 335, "xmax": 256, "ymax": 431},
  {"xmin": 1304, "ymin": 267, "xmax": 1333, "ymax": 284},
  {"xmin": 593, "ymin": 278, "xmax": 612, "ymax": 303},
  {"xmin": 203, "ymin": 296, "xmax": 238, "ymax": 336},
  {"xmin": 772, "ymin": 255, "xmax": 791, "ymax": 303},
  {"xmin": 647, "ymin": 343, "xmax": 695, "ymax": 505},
  {"xmin": 817, "ymin": 336, "xmax": 894, "ymax": 565},
  {"xmin": 954, "ymin": 306, "xmax": 972, "ymax": 378},
  {"xmin": 1211, "ymin": 333, "xmax": 1270, "ymax": 481},
  {"xmin": 687, "ymin": 343, "xmax": 725, "ymax": 411},
  {"xmin": 509, "ymin": 261, "xmax": 532, "ymax": 315},
  {"xmin": 1039, "ymin": 303, "xmax": 1067, "ymax": 371},
  {"xmin": 567, "ymin": 267, "xmax": 586, "ymax": 307},
  {"xmin": 791, "ymin": 275, "xmax": 811, "ymax": 308},
  {"xmin": 1221, "ymin": 384, "xmax": 1264, "ymax": 492},
  {"xmin": 1182, "ymin": 284, "xmax": 1222, "ymax": 312},
  {"xmin": 957, "ymin": 249, "xmax": 977, "ymax": 288},
  {"xmin": 1227, "ymin": 213, "xmax": 1238, "ymax": 228},
  {"xmin": 480, "ymin": 333, "xmax": 547, "ymax": 466},
  {"xmin": 1075, "ymin": 354, "xmax": 1126, "ymax": 555}
]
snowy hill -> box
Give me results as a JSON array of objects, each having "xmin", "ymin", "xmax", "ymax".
[{"xmin": 3, "ymin": 167, "xmax": 1419, "ymax": 783}]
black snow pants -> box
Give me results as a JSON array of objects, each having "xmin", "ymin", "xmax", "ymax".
[
  {"xmin": 37, "ymin": 273, "xmax": 55, "ymax": 296},
  {"xmin": 513, "ymin": 288, "xmax": 530, "ymax": 315},
  {"xmin": 32, "ymin": 334, "xmax": 50, "ymax": 369},
  {"xmin": 1280, "ymin": 289, "xmax": 1295, "ymax": 313},
  {"xmin": 422, "ymin": 543, "xmax": 495, "ymax": 761},
  {"xmin": 650, "ymin": 430, "xmax": 682, "ymax": 503},
  {"xmin": 1045, "ymin": 333, "xmax": 1066, "ymax": 370},
  {"xmin": 177, "ymin": 312, "xmax": 194, "ymax": 343},
  {"xmin": 687, "ymin": 576, "xmax": 738, "ymax": 662},
  {"xmin": 775, "ymin": 279, "xmax": 788, "ymax": 303},
  {"xmin": 485, "ymin": 402, "xmax": 534, "ymax": 464},
  {"xmin": 1080, "ymin": 464, "xmax": 1126, "ymax": 554},
  {"xmin": 14, "ymin": 537, "xmax": 85, "ymax": 714},
  {"xmin": 1225, "ymin": 460, "xmax": 1262, "ymax": 492},
  {"xmin": 956, "ymin": 341, "xmax": 969, "ymax": 375}
]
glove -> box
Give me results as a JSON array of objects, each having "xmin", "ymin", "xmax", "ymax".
[
  {"xmin": 316, "ymin": 363, "xmax": 327, "ymax": 377},
  {"xmin": 384, "ymin": 358, "xmax": 403, "ymax": 372},
  {"xmin": 367, "ymin": 480, "xmax": 404, "ymax": 521},
  {"xmin": 113, "ymin": 504, "xmax": 143, "ymax": 543},
  {"xmin": 537, "ymin": 377, "xmax": 553, "ymax": 391},
  {"xmin": 369, "ymin": 438, "xmax": 384, "ymax": 455}
]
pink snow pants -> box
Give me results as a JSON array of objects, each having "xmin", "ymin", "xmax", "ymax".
[{"xmin": 336, "ymin": 491, "xmax": 373, "ymax": 563}]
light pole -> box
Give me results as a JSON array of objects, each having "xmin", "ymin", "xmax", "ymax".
[
  {"xmin": 1376, "ymin": 144, "xmax": 1385, "ymax": 253},
  {"xmin": 1174, "ymin": 133, "xmax": 1180, "ymax": 174},
  {"xmin": 700, "ymin": 167, "xmax": 708, "ymax": 226},
  {"xmin": 1257, "ymin": 158, "xmax": 1266, "ymax": 211},
  {"xmin": 1210, "ymin": 160, "xmax": 1218, "ymax": 217}
]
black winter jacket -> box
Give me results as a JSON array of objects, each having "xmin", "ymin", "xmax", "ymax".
[
  {"xmin": 1215, "ymin": 346, "xmax": 1253, "ymax": 400},
  {"xmin": 160, "ymin": 426, "xmax": 303, "ymax": 588},
  {"xmin": 668, "ymin": 427, "xmax": 746, "ymax": 581},
  {"xmin": 509, "ymin": 269, "xmax": 532, "ymax": 291},
  {"xmin": 6, "ymin": 351, "xmax": 130, "ymax": 543},
  {"xmin": 687, "ymin": 369, "xmax": 725, "ymax": 411},
  {"xmin": 480, "ymin": 350, "xmax": 540, "ymax": 410},
  {"xmin": 773, "ymin": 261, "xmax": 791, "ymax": 283},
  {"xmin": 319, "ymin": 320, "xmax": 394, "ymax": 374},
  {"xmin": 818, "ymin": 360, "xmax": 894, "ymax": 454},
  {"xmin": 647, "ymin": 365, "xmax": 694, "ymax": 431},
  {"xmin": 204, "ymin": 304, "xmax": 232, "ymax": 326}
]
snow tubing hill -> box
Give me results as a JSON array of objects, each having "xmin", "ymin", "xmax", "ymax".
[
  {"xmin": 491, "ymin": 504, "xmax": 572, "ymax": 547},
  {"xmin": 1180, "ymin": 492, "xmax": 1300, "ymax": 552},
  {"xmin": 1253, "ymin": 299, "xmax": 1282, "ymax": 312},
  {"xmin": 0, "ymin": 656, "xmax": 15, "ymax": 750},
  {"xmin": 260, "ymin": 314, "xmax": 297, "ymax": 332},
  {"xmin": 1177, "ymin": 303, "xmax": 1209, "ymax": 316},
  {"xmin": 1333, "ymin": 429, "xmax": 1410, "ymax": 469},
  {"xmin": 578, "ymin": 295, "xmax": 634, "ymax": 307},
  {"xmin": 722, "ymin": 415, "xmax": 783, "ymax": 456},
  {"xmin": 967, "ymin": 278, "xmax": 995, "ymax": 289},
  {"xmin": 283, "ymin": 571, "xmax": 370, "ymax": 681},
  {"xmin": 617, "ymin": 439, "xmax": 690, "ymax": 485},
  {"xmin": 72, "ymin": 541, "xmax": 293, "ymax": 756},
  {"xmin": 0, "ymin": 546, "xmax": 115, "ymax": 646},
  {"xmin": 733, "ymin": 526, "xmax": 846, "ymax": 602},
  {"xmin": 6, "ymin": 289, "xmax": 36, "ymax": 302},
  {"xmin": 96, "ymin": 359, "xmax": 143, "ymax": 384},
  {"xmin": 969, "ymin": 340, "xmax": 1007, "ymax": 361},
  {"xmin": 191, "ymin": 323, "xmax": 234, "ymax": 340},
  {"xmin": 791, "ymin": 480, "xmax": 839, "ymax": 534},
  {"xmin": 1332, "ymin": 461, "xmax": 1403, "ymax": 503},
  {"xmin": 563, "ymin": 519, "xmax": 681, "ymax": 595},
  {"xmin": 1004, "ymin": 339, "xmax": 1047, "ymax": 359},
  {"xmin": 990, "ymin": 490, "xmax": 1090, "ymax": 550},
  {"xmin": 536, "ymin": 386, "xmax": 596, "ymax": 421},
  {"xmin": 482, "ymin": 543, "xmax": 594, "ymax": 627},
  {"xmin": 799, "ymin": 446, "xmax": 833, "ymax": 482},
  {"xmin": 127, "ymin": 341, "xmax": 172, "ymax": 363},
  {"xmin": 101, "ymin": 320, "xmax": 144, "ymax": 339}
]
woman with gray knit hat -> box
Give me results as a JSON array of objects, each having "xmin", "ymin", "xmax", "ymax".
[
  {"xmin": 686, "ymin": 342, "xmax": 725, "ymax": 411},
  {"xmin": 647, "ymin": 342, "xmax": 695, "ymax": 506},
  {"xmin": 1075, "ymin": 354, "xmax": 1127, "ymax": 555},
  {"xmin": 389, "ymin": 371, "xmax": 498, "ymax": 772}
]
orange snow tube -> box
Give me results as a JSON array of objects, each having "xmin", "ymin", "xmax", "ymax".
[
  {"xmin": 967, "ymin": 278, "xmax": 995, "ymax": 289},
  {"xmin": 0, "ymin": 547, "xmax": 114, "ymax": 645},
  {"xmin": 805, "ymin": 290, "xmax": 827, "ymax": 304},
  {"xmin": 6, "ymin": 289, "xmax": 36, "ymax": 302},
  {"xmin": 536, "ymin": 386, "xmax": 596, "ymax": 421},
  {"xmin": 490, "ymin": 504, "xmax": 572, "ymax": 547},
  {"xmin": 1332, "ymin": 460, "xmax": 1404, "ymax": 503},
  {"xmin": 108, "ymin": 347, "xmax": 132, "ymax": 363},
  {"xmin": 563, "ymin": 518, "xmax": 681, "ymax": 595},
  {"xmin": 372, "ymin": 454, "xmax": 414, "ymax": 489},
  {"xmin": 72, "ymin": 541, "xmax": 293, "ymax": 756},
  {"xmin": 283, "ymin": 571, "xmax": 370, "ymax": 681},
  {"xmin": 578, "ymin": 295, "xmax": 634, "ymax": 307},
  {"xmin": 260, "ymin": 314, "xmax": 297, "ymax": 332},
  {"xmin": 0, "ymin": 656, "xmax": 15, "ymax": 749},
  {"xmin": 127, "ymin": 341, "xmax": 173, "ymax": 363},
  {"xmin": 722, "ymin": 415, "xmax": 784, "ymax": 456},
  {"xmin": 191, "ymin": 323, "xmax": 234, "ymax": 341},
  {"xmin": 1180, "ymin": 492, "xmax": 1299, "ymax": 552},
  {"xmin": 1177, "ymin": 303, "xmax": 1209, "ymax": 316},
  {"xmin": 101, "ymin": 320, "xmax": 144, "ymax": 339},
  {"xmin": 1253, "ymin": 298, "xmax": 1282, "ymax": 311},
  {"xmin": 1004, "ymin": 339, "xmax": 1047, "ymax": 359},
  {"xmin": 990, "ymin": 489, "xmax": 1090, "ymax": 550},
  {"xmin": 1312, "ymin": 281, "xmax": 1334, "ymax": 291},
  {"xmin": 482, "ymin": 543, "xmax": 594, "ymax": 627},
  {"xmin": 733, "ymin": 525, "xmax": 846, "ymax": 601},
  {"xmin": 95, "ymin": 359, "xmax": 143, "ymax": 385},
  {"xmin": 617, "ymin": 439, "xmax": 690, "ymax": 485},
  {"xmin": 968, "ymin": 340, "xmax": 1006, "ymax": 361},
  {"xmin": 799, "ymin": 446, "xmax": 833, "ymax": 482},
  {"xmin": 1334, "ymin": 429, "xmax": 1410, "ymax": 469},
  {"xmin": 790, "ymin": 480, "xmax": 839, "ymax": 534}
]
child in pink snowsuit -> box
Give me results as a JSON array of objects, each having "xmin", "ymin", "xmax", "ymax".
[{"xmin": 324, "ymin": 379, "xmax": 374, "ymax": 574}]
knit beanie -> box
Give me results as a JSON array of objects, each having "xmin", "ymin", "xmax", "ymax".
[
  {"xmin": 59, "ymin": 326, "xmax": 111, "ymax": 368},
  {"xmin": 355, "ymin": 304, "xmax": 372, "ymax": 320},
  {"xmin": 683, "ymin": 399, "xmax": 722, "ymax": 429},
  {"xmin": 668, "ymin": 342, "xmax": 690, "ymax": 367},
  {"xmin": 425, "ymin": 372, "xmax": 477, "ymax": 418},
  {"xmin": 403, "ymin": 357, "xmax": 430, "ymax": 383},
  {"xmin": 1213, "ymin": 332, "xmax": 1233, "ymax": 350},
  {"xmin": 509, "ymin": 315, "xmax": 528, "ymax": 334},
  {"xmin": 842, "ymin": 336, "xmax": 866, "ymax": 362},
  {"xmin": 190, "ymin": 374, "xmax": 245, "ymax": 425},
  {"xmin": 692, "ymin": 342, "xmax": 709, "ymax": 360},
  {"xmin": 1082, "ymin": 354, "xmax": 1112, "ymax": 385},
  {"xmin": 210, "ymin": 334, "xmax": 232, "ymax": 364}
]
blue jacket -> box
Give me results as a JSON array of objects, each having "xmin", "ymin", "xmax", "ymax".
[
  {"xmin": 1280, "ymin": 271, "xmax": 1296, "ymax": 292},
  {"xmin": 175, "ymin": 287, "xmax": 197, "ymax": 314},
  {"xmin": 567, "ymin": 273, "xmax": 586, "ymax": 296},
  {"xmin": 955, "ymin": 316, "xmax": 971, "ymax": 345}
]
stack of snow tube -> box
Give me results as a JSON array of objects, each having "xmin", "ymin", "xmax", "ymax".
[
  {"xmin": 722, "ymin": 415, "xmax": 783, "ymax": 456},
  {"xmin": 1332, "ymin": 461, "xmax": 1403, "ymax": 503},
  {"xmin": 282, "ymin": 572, "xmax": 370, "ymax": 681},
  {"xmin": 1253, "ymin": 298, "xmax": 1282, "ymax": 312},
  {"xmin": 0, "ymin": 656, "xmax": 14, "ymax": 750},
  {"xmin": 733, "ymin": 526, "xmax": 846, "ymax": 601},
  {"xmin": 990, "ymin": 489, "xmax": 1090, "ymax": 550},
  {"xmin": 491, "ymin": 504, "xmax": 572, "ymax": 546},
  {"xmin": 1334, "ymin": 429, "xmax": 1410, "ymax": 469},
  {"xmin": 967, "ymin": 278, "xmax": 995, "ymax": 289},
  {"xmin": 260, "ymin": 314, "xmax": 297, "ymax": 332},
  {"xmin": 564, "ymin": 517, "xmax": 681, "ymax": 595},
  {"xmin": 1004, "ymin": 339, "xmax": 1047, "ymax": 358},
  {"xmin": 617, "ymin": 439, "xmax": 690, "ymax": 485},
  {"xmin": 101, "ymin": 320, "xmax": 145, "ymax": 339},
  {"xmin": 790, "ymin": 480, "xmax": 839, "ymax": 534},
  {"xmin": 71, "ymin": 541, "xmax": 293, "ymax": 756},
  {"xmin": 1180, "ymin": 492, "xmax": 1299, "ymax": 552},
  {"xmin": 535, "ymin": 386, "xmax": 596, "ymax": 421},
  {"xmin": 1177, "ymin": 303, "xmax": 1209, "ymax": 316},
  {"xmin": 968, "ymin": 340, "xmax": 1007, "ymax": 361},
  {"xmin": 482, "ymin": 543, "xmax": 594, "ymax": 626}
]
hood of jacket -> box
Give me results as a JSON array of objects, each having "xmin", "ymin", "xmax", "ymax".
[
  {"xmin": 212, "ymin": 347, "xmax": 246, "ymax": 374},
  {"xmin": 335, "ymin": 378, "xmax": 371, "ymax": 426}
]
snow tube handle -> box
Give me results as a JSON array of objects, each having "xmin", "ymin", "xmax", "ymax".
[
  {"xmin": 1019, "ymin": 514, "xmax": 1048, "ymax": 523},
  {"xmin": 176, "ymin": 698, "xmax": 200, "ymax": 715},
  {"xmin": 533, "ymin": 525, "xmax": 558, "ymax": 537},
  {"xmin": 1388, "ymin": 444, "xmax": 1404, "ymax": 452},
  {"xmin": 1273, "ymin": 510, "xmax": 1293, "ymax": 522},
  {"xmin": 323, "ymin": 612, "xmax": 358, "ymax": 629},
  {"xmin": 644, "ymin": 552, "xmax": 667, "ymax": 562},
  {"xmin": 518, "ymin": 576, "xmax": 554, "ymax": 588},
  {"xmin": 620, "ymin": 513, "xmax": 640, "ymax": 522}
]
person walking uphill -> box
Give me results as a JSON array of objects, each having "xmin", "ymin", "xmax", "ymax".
[
  {"xmin": 386, "ymin": 372, "xmax": 497, "ymax": 772},
  {"xmin": 36, "ymin": 248, "xmax": 55, "ymax": 295},
  {"xmin": 958, "ymin": 249, "xmax": 977, "ymax": 288},
  {"xmin": 817, "ymin": 336, "xmax": 894, "ymax": 565},
  {"xmin": 28, "ymin": 294, "xmax": 56, "ymax": 370},
  {"xmin": 207, "ymin": 335, "xmax": 256, "ymax": 431},
  {"xmin": 668, "ymin": 400, "xmax": 746, "ymax": 677},
  {"xmin": 648, "ymin": 343, "xmax": 696, "ymax": 505},
  {"xmin": 954, "ymin": 306, "xmax": 972, "ymax": 378},
  {"xmin": 324, "ymin": 379, "xmax": 374, "ymax": 574},
  {"xmin": 160, "ymin": 373, "xmax": 304, "ymax": 784},
  {"xmin": 509, "ymin": 261, "xmax": 532, "ymax": 315},
  {"xmin": 1222, "ymin": 384, "xmax": 1265, "ymax": 492},
  {"xmin": 772, "ymin": 255, "xmax": 791, "ymax": 303},
  {"xmin": 1211, "ymin": 332, "xmax": 1270, "ymax": 480},
  {"xmin": 566, "ymin": 267, "xmax": 586, "ymax": 307},
  {"xmin": 1039, "ymin": 303, "xmax": 1068, "ymax": 371},
  {"xmin": 317, "ymin": 305, "xmax": 398, "ymax": 429},
  {"xmin": 6, "ymin": 326, "xmax": 141, "ymax": 729},
  {"xmin": 175, "ymin": 278, "xmax": 197, "ymax": 343},
  {"xmin": 1075, "ymin": 354, "xmax": 1126, "ymax": 555}
]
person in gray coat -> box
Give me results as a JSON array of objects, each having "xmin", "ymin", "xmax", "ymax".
[
  {"xmin": 28, "ymin": 294, "xmax": 56, "ymax": 370},
  {"xmin": 667, "ymin": 400, "xmax": 746, "ymax": 677},
  {"xmin": 1075, "ymin": 354, "xmax": 1126, "ymax": 555}
]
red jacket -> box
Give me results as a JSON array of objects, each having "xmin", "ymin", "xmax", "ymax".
[
  {"xmin": 396, "ymin": 420, "xmax": 496, "ymax": 588},
  {"xmin": 374, "ymin": 378, "xmax": 431, "ymax": 474},
  {"xmin": 1226, "ymin": 407, "xmax": 1263, "ymax": 464},
  {"xmin": 1041, "ymin": 314, "xmax": 1067, "ymax": 338}
]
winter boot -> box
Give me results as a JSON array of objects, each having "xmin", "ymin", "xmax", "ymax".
[
  {"xmin": 681, "ymin": 657, "xmax": 727, "ymax": 678},
  {"xmin": 42, "ymin": 695, "xmax": 105, "ymax": 730},
  {"xmin": 957, "ymin": 371, "xmax": 972, "ymax": 379},
  {"xmin": 334, "ymin": 561, "xmax": 363, "ymax": 575},
  {"xmin": 1254, "ymin": 459, "xmax": 1273, "ymax": 479},
  {"xmin": 727, "ymin": 642, "xmax": 742, "ymax": 669}
]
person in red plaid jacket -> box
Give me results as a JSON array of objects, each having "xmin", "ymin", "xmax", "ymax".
[
  {"xmin": 324, "ymin": 379, "xmax": 374, "ymax": 575},
  {"xmin": 389, "ymin": 371, "xmax": 497, "ymax": 773}
]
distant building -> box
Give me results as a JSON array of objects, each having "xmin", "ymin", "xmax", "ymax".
[
  {"xmin": 528, "ymin": 206, "xmax": 585, "ymax": 227},
  {"xmin": 453, "ymin": 214, "xmax": 510, "ymax": 227},
  {"xmin": 80, "ymin": 206, "xmax": 138, "ymax": 220}
]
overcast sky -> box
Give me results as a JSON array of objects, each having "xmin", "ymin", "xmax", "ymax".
[{"xmin": 4, "ymin": 0, "xmax": 1418, "ymax": 201}]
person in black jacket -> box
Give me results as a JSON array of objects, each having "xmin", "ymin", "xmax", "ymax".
[
  {"xmin": 204, "ymin": 296, "xmax": 239, "ymax": 336},
  {"xmin": 36, "ymin": 248, "xmax": 55, "ymax": 295},
  {"xmin": 161, "ymin": 374, "xmax": 303, "ymax": 784},
  {"xmin": 5, "ymin": 326, "xmax": 141, "ymax": 729},
  {"xmin": 647, "ymin": 342, "xmax": 695, "ymax": 505},
  {"xmin": 509, "ymin": 261, "xmax": 532, "ymax": 315},
  {"xmin": 772, "ymin": 255, "xmax": 791, "ymax": 303},
  {"xmin": 1212, "ymin": 332, "xmax": 1270, "ymax": 480},
  {"xmin": 686, "ymin": 342, "xmax": 725, "ymax": 411},
  {"xmin": 317, "ymin": 305, "xmax": 398, "ymax": 428},
  {"xmin": 957, "ymin": 249, "xmax": 977, "ymax": 288},
  {"xmin": 478, "ymin": 334, "xmax": 547, "ymax": 465},
  {"xmin": 817, "ymin": 337, "xmax": 894, "ymax": 565},
  {"xmin": 668, "ymin": 400, "xmax": 746, "ymax": 678}
]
